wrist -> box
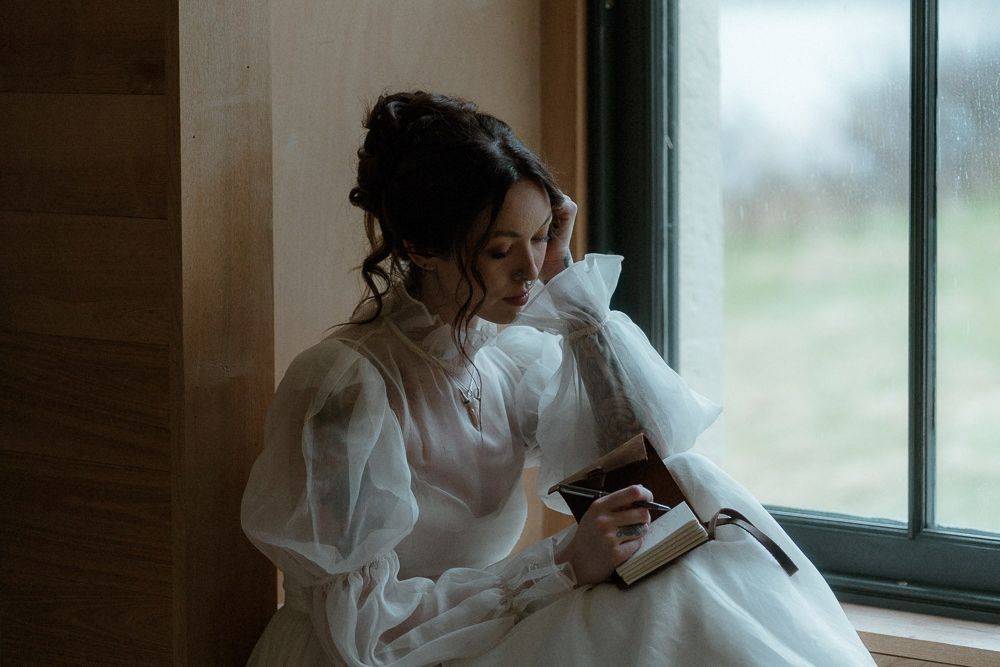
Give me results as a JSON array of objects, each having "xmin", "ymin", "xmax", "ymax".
[
  {"xmin": 540, "ymin": 249, "xmax": 573, "ymax": 283},
  {"xmin": 553, "ymin": 539, "xmax": 569, "ymax": 566}
]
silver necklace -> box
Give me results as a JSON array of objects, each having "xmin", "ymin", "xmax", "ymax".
[{"xmin": 453, "ymin": 365, "xmax": 482, "ymax": 431}]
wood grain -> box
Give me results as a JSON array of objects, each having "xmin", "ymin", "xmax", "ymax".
[
  {"xmin": 538, "ymin": 0, "xmax": 589, "ymax": 541},
  {"xmin": 0, "ymin": 0, "xmax": 272, "ymax": 663},
  {"xmin": 0, "ymin": 92, "xmax": 168, "ymax": 219},
  {"xmin": 0, "ymin": 451, "xmax": 171, "ymax": 666},
  {"xmin": 170, "ymin": 1, "xmax": 276, "ymax": 662},
  {"xmin": 0, "ymin": 211, "xmax": 171, "ymax": 344},
  {"xmin": 861, "ymin": 631, "xmax": 1000, "ymax": 667},
  {"xmin": 0, "ymin": 330, "xmax": 170, "ymax": 471},
  {"xmin": 0, "ymin": 595, "xmax": 170, "ymax": 667},
  {"xmin": 871, "ymin": 654, "xmax": 952, "ymax": 666},
  {"xmin": 0, "ymin": 0, "xmax": 166, "ymax": 94},
  {"xmin": 847, "ymin": 603, "xmax": 1000, "ymax": 667},
  {"xmin": 540, "ymin": 0, "xmax": 588, "ymax": 260}
]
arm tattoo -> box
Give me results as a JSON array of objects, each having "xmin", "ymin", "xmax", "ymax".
[{"xmin": 571, "ymin": 325, "xmax": 646, "ymax": 454}]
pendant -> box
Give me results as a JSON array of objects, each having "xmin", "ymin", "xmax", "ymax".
[{"xmin": 460, "ymin": 392, "xmax": 481, "ymax": 431}]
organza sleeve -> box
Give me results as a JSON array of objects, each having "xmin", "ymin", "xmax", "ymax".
[
  {"xmin": 240, "ymin": 338, "xmax": 575, "ymax": 666},
  {"xmin": 497, "ymin": 254, "xmax": 722, "ymax": 513}
]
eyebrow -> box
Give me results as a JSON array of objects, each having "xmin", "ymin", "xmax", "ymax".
[{"xmin": 492, "ymin": 213, "xmax": 553, "ymax": 239}]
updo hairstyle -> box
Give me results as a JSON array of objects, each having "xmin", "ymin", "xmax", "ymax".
[{"xmin": 348, "ymin": 91, "xmax": 562, "ymax": 332}]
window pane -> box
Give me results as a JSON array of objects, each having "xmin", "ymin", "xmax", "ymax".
[
  {"xmin": 936, "ymin": 0, "xmax": 1000, "ymax": 533},
  {"xmin": 719, "ymin": 0, "xmax": 910, "ymax": 520}
]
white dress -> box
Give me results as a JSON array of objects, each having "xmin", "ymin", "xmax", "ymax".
[{"xmin": 241, "ymin": 255, "xmax": 875, "ymax": 666}]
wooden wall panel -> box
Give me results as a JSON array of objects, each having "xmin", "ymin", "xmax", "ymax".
[
  {"xmin": 0, "ymin": 330, "xmax": 170, "ymax": 471},
  {"xmin": 0, "ymin": 211, "xmax": 171, "ymax": 344},
  {"xmin": 171, "ymin": 1, "xmax": 275, "ymax": 662},
  {"xmin": 539, "ymin": 0, "xmax": 588, "ymax": 540},
  {"xmin": 540, "ymin": 0, "xmax": 588, "ymax": 262},
  {"xmin": 0, "ymin": 0, "xmax": 178, "ymax": 663},
  {"xmin": 0, "ymin": 0, "xmax": 166, "ymax": 94},
  {"xmin": 0, "ymin": 93, "xmax": 167, "ymax": 218},
  {"xmin": 0, "ymin": 452, "xmax": 171, "ymax": 666}
]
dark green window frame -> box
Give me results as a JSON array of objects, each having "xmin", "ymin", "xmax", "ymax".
[{"xmin": 587, "ymin": 0, "xmax": 1000, "ymax": 623}]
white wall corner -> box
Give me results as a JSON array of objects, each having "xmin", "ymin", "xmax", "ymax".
[{"xmin": 678, "ymin": 0, "xmax": 725, "ymax": 462}]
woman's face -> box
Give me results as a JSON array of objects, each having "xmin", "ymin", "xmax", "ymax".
[{"xmin": 418, "ymin": 179, "xmax": 553, "ymax": 326}]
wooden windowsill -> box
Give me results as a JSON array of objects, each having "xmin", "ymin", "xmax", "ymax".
[{"xmin": 843, "ymin": 603, "xmax": 1000, "ymax": 666}]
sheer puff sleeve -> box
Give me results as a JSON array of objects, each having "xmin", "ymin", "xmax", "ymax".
[
  {"xmin": 241, "ymin": 338, "xmax": 575, "ymax": 667},
  {"xmin": 497, "ymin": 254, "xmax": 722, "ymax": 513}
]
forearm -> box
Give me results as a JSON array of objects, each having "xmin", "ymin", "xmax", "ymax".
[
  {"xmin": 311, "ymin": 541, "xmax": 574, "ymax": 666},
  {"xmin": 540, "ymin": 246, "xmax": 574, "ymax": 284},
  {"xmin": 570, "ymin": 324, "xmax": 647, "ymax": 454},
  {"xmin": 514, "ymin": 254, "xmax": 721, "ymax": 464}
]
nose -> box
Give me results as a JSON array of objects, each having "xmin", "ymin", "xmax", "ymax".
[{"xmin": 516, "ymin": 247, "xmax": 540, "ymax": 283}]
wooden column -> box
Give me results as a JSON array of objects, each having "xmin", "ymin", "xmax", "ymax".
[
  {"xmin": 0, "ymin": 1, "xmax": 273, "ymax": 664},
  {"xmin": 0, "ymin": 2, "xmax": 174, "ymax": 664},
  {"xmin": 541, "ymin": 0, "xmax": 589, "ymax": 261},
  {"xmin": 168, "ymin": 1, "xmax": 275, "ymax": 663},
  {"xmin": 538, "ymin": 0, "xmax": 590, "ymax": 540}
]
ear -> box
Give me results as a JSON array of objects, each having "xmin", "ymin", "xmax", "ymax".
[{"xmin": 403, "ymin": 241, "xmax": 438, "ymax": 272}]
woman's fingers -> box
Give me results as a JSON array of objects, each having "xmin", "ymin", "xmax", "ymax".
[
  {"xmin": 615, "ymin": 523, "xmax": 647, "ymax": 541},
  {"xmin": 613, "ymin": 507, "xmax": 652, "ymax": 527},
  {"xmin": 549, "ymin": 195, "xmax": 574, "ymax": 240},
  {"xmin": 554, "ymin": 192, "xmax": 578, "ymax": 223},
  {"xmin": 557, "ymin": 484, "xmax": 659, "ymax": 584},
  {"xmin": 591, "ymin": 487, "xmax": 653, "ymax": 546},
  {"xmin": 540, "ymin": 193, "xmax": 579, "ymax": 283},
  {"xmin": 618, "ymin": 538, "xmax": 644, "ymax": 561},
  {"xmin": 593, "ymin": 484, "xmax": 655, "ymax": 510}
]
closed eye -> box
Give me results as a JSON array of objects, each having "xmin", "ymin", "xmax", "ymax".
[
  {"xmin": 531, "ymin": 224, "xmax": 553, "ymax": 243},
  {"xmin": 488, "ymin": 220, "xmax": 551, "ymax": 257}
]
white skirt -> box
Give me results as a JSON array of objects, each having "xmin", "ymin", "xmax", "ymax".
[{"xmin": 249, "ymin": 453, "xmax": 875, "ymax": 667}]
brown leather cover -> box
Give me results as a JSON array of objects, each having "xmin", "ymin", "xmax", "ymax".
[
  {"xmin": 550, "ymin": 432, "xmax": 798, "ymax": 584},
  {"xmin": 549, "ymin": 433, "xmax": 686, "ymax": 522}
]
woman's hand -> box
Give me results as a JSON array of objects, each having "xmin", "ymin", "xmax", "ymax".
[
  {"xmin": 554, "ymin": 485, "xmax": 653, "ymax": 586},
  {"xmin": 540, "ymin": 194, "xmax": 578, "ymax": 283}
]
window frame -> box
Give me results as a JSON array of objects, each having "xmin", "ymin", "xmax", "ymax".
[
  {"xmin": 587, "ymin": 0, "xmax": 677, "ymax": 364},
  {"xmin": 586, "ymin": 0, "xmax": 1000, "ymax": 624}
]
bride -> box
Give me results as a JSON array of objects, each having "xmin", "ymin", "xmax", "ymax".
[{"xmin": 241, "ymin": 90, "xmax": 875, "ymax": 666}]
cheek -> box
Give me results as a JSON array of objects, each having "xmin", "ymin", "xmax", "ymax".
[
  {"xmin": 534, "ymin": 244, "xmax": 547, "ymax": 267},
  {"xmin": 482, "ymin": 265, "xmax": 507, "ymax": 297}
]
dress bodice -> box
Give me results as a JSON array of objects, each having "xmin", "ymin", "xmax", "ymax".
[{"xmin": 328, "ymin": 284, "xmax": 534, "ymax": 579}]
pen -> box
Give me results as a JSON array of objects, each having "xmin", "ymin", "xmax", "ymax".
[{"xmin": 553, "ymin": 483, "xmax": 672, "ymax": 512}]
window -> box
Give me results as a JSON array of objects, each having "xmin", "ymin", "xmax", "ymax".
[{"xmin": 587, "ymin": 0, "xmax": 1000, "ymax": 622}]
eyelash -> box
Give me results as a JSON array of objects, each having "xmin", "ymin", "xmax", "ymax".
[{"xmin": 489, "ymin": 234, "xmax": 551, "ymax": 260}]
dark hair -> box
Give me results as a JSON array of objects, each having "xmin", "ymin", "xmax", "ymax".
[{"xmin": 348, "ymin": 91, "xmax": 562, "ymax": 341}]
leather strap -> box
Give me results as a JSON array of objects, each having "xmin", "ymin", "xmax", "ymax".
[{"xmin": 706, "ymin": 508, "xmax": 799, "ymax": 576}]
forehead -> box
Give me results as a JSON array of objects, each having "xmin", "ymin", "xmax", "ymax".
[{"xmin": 492, "ymin": 180, "xmax": 552, "ymax": 234}]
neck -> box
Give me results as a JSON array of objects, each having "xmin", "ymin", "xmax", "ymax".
[{"xmin": 411, "ymin": 275, "xmax": 472, "ymax": 332}]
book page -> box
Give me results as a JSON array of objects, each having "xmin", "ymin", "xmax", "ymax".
[{"xmin": 627, "ymin": 502, "xmax": 699, "ymax": 561}]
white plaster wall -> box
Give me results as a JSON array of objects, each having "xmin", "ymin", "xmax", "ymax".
[
  {"xmin": 271, "ymin": 1, "xmax": 542, "ymax": 378},
  {"xmin": 678, "ymin": 0, "xmax": 726, "ymax": 462},
  {"xmin": 270, "ymin": 0, "xmax": 723, "ymax": 457}
]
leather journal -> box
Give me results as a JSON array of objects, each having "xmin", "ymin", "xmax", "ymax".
[{"xmin": 549, "ymin": 433, "xmax": 799, "ymax": 587}]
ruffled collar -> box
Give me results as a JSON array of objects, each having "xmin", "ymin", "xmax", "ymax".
[{"xmin": 381, "ymin": 282, "xmax": 497, "ymax": 370}]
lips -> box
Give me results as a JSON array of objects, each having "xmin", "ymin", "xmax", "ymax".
[{"xmin": 503, "ymin": 291, "xmax": 530, "ymax": 307}]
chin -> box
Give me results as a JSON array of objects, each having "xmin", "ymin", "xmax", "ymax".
[{"xmin": 477, "ymin": 306, "xmax": 519, "ymax": 325}]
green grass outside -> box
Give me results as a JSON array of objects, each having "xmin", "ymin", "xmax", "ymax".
[{"xmin": 723, "ymin": 197, "xmax": 1000, "ymax": 533}]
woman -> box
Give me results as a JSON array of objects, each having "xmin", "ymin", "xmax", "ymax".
[{"xmin": 241, "ymin": 91, "xmax": 875, "ymax": 666}]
